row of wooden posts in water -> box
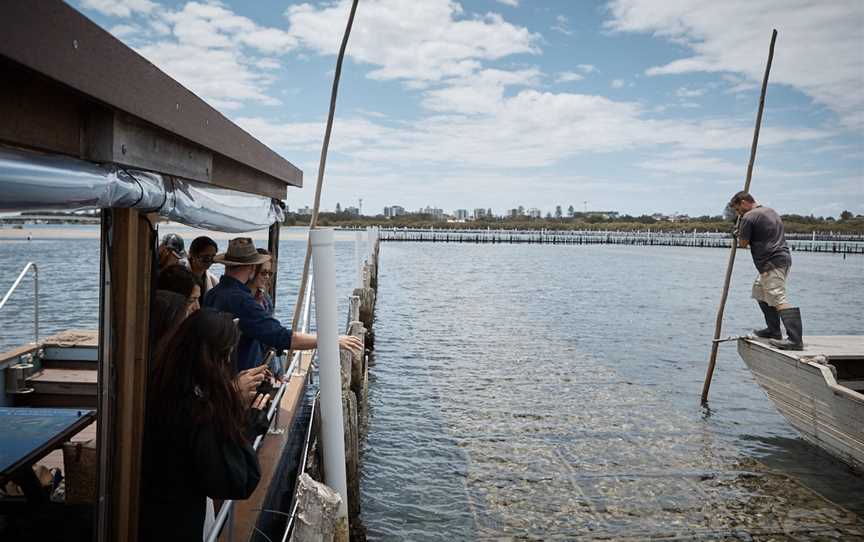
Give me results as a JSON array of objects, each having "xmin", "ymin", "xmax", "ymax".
[
  {"xmin": 373, "ymin": 228, "xmax": 864, "ymax": 254},
  {"xmin": 290, "ymin": 234, "xmax": 380, "ymax": 542}
]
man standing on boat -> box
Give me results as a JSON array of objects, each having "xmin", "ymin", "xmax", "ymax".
[
  {"xmin": 730, "ymin": 191, "xmax": 804, "ymax": 350},
  {"xmin": 203, "ymin": 237, "xmax": 362, "ymax": 377}
]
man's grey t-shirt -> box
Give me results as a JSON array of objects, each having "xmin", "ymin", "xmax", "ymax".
[{"xmin": 739, "ymin": 206, "xmax": 791, "ymax": 273}]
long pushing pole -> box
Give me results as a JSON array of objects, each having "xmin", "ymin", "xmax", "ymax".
[
  {"xmin": 701, "ymin": 29, "xmax": 777, "ymax": 405},
  {"xmin": 289, "ymin": 0, "xmax": 359, "ymax": 334}
]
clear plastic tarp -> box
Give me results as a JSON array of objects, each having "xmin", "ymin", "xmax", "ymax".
[{"xmin": 0, "ymin": 146, "xmax": 284, "ymax": 232}]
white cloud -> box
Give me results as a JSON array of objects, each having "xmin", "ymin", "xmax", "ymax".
[
  {"xmin": 80, "ymin": 0, "xmax": 156, "ymax": 17},
  {"xmin": 240, "ymin": 89, "xmax": 831, "ymax": 170},
  {"xmin": 285, "ymin": 0, "xmax": 540, "ymax": 86},
  {"xmin": 496, "ymin": 0, "xmax": 519, "ymax": 6},
  {"xmin": 605, "ymin": 0, "xmax": 864, "ymax": 129},
  {"xmin": 611, "ymin": 79, "xmax": 625, "ymax": 88},
  {"xmin": 551, "ymin": 14, "xmax": 574, "ymax": 36},
  {"xmin": 421, "ymin": 68, "xmax": 542, "ymax": 114},
  {"xmin": 109, "ymin": 23, "xmax": 141, "ymax": 39},
  {"xmin": 675, "ymin": 86, "xmax": 705, "ymax": 98},
  {"xmin": 577, "ymin": 64, "xmax": 597, "ymax": 74},
  {"xmin": 556, "ymin": 71, "xmax": 584, "ymax": 83},
  {"xmin": 108, "ymin": 2, "xmax": 298, "ymax": 110}
]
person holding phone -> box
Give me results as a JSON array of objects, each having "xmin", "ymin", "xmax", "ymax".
[{"xmin": 141, "ymin": 308, "xmax": 272, "ymax": 541}]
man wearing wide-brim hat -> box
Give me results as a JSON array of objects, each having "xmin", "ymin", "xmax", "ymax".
[{"xmin": 204, "ymin": 238, "xmax": 361, "ymax": 401}]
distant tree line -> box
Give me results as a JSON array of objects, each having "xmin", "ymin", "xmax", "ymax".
[{"xmin": 285, "ymin": 210, "xmax": 864, "ymax": 234}]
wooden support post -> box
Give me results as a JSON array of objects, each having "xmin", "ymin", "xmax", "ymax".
[
  {"xmin": 96, "ymin": 208, "xmax": 153, "ymax": 542},
  {"xmin": 268, "ymin": 221, "xmax": 281, "ymax": 307},
  {"xmin": 289, "ymin": 473, "xmax": 342, "ymax": 542}
]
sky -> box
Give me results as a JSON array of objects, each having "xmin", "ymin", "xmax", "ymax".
[{"xmin": 71, "ymin": 0, "xmax": 863, "ymax": 217}]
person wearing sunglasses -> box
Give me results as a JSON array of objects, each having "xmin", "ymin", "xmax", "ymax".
[
  {"xmin": 247, "ymin": 248, "xmax": 275, "ymax": 317},
  {"xmin": 189, "ymin": 236, "xmax": 219, "ymax": 295},
  {"xmin": 203, "ymin": 237, "xmax": 363, "ymax": 375}
]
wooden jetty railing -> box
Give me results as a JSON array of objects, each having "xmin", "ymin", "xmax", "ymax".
[{"xmin": 373, "ymin": 228, "xmax": 864, "ymax": 254}]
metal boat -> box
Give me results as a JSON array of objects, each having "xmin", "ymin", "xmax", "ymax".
[{"xmin": 738, "ymin": 336, "xmax": 864, "ymax": 472}]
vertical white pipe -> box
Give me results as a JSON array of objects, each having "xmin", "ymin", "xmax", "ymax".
[
  {"xmin": 310, "ymin": 228, "xmax": 349, "ymax": 522},
  {"xmin": 354, "ymin": 230, "xmax": 363, "ymax": 287},
  {"xmin": 365, "ymin": 227, "xmax": 372, "ymax": 262}
]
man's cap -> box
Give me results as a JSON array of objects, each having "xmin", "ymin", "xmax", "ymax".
[
  {"xmin": 160, "ymin": 233, "xmax": 187, "ymax": 259},
  {"xmin": 214, "ymin": 237, "xmax": 272, "ymax": 266}
]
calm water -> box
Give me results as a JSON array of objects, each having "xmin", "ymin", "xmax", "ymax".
[
  {"xmin": 360, "ymin": 243, "xmax": 864, "ymax": 540},
  {"xmin": 1, "ymin": 229, "xmax": 863, "ymax": 539}
]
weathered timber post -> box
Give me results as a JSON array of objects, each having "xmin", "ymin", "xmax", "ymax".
[{"xmin": 290, "ymin": 473, "xmax": 343, "ymax": 542}]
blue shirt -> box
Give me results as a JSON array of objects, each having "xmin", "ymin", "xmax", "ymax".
[{"xmin": 203, "ymin": 275, "xmax": 292, "ymax": 372}]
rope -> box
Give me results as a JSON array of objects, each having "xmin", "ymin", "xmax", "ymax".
[{"xmin": 289, "ymin": 0, "xmax": 360, "ymax": 338}]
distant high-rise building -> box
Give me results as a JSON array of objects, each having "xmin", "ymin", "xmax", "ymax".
[
  {"xmin": 344, "ymin": 206, "xmax": 360, "ymax": 216},
  {"xmin": 473, "ymin": 208, "xmax": 486, "ymax": 219},
  {"xmin": 384, "ymin": 205, "xmax": 406, "ymax": 218},
  {"xmin": 421, "ymin": 206, "xmax": 444, "ymax": 220},
  {"xmin": 528, "ymin": 207, "xmax": 542, "ymax": 218},
  {"xmin": 455, "ymin": 209, "xmax": 469, "ymax": 220}
]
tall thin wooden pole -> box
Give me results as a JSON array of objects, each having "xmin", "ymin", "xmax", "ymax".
[
  {"xmin": 701, "ymin": 29, "xmax": 777, "ymax": 405},
  {"xmin": 289, "ymin": 0, "xmax": 359, "ymax": 334}
]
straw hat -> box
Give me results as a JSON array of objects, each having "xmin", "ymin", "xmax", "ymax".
[{"xmin": 213, "ymin": 238, "xmax": 272, "ymax": 266}]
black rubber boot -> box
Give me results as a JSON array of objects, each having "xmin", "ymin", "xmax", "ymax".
[
  {"xmin": 753, "ymin": 301, "xmax": 782, "ymax": 339},
  {"xmin": 770, "ymin": 308, "xmax": 804, "ymax": 350}
]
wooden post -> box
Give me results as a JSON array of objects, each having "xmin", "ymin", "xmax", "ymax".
[
  {"xmin": 96, "ymin": 208, "xmax": 154, "ymax": 541},
  {"xmin": 701, "ymin": 29, "xmax": 777, "ymax": 405},
  {"xmin": 268, "ymin": 221, "xmax": 281, "ymax": 306},
  {"xmin": 289, "ymin": 473, "xmax": 342, "ymax": 542}
]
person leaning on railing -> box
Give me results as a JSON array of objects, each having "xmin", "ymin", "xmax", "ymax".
[
  {"xmin": 203, "ymin": 237, "xmax": 362, "ymax": 403},
  {"xmin": 140, "ymin": 308, "xmax": 271, "ymax": 541}
]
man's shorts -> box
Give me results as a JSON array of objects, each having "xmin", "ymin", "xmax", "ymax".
[{"xmin": 751, "ymin": 266, "xmax": 789, "ymax": 307}]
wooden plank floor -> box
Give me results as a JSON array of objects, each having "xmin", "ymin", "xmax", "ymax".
[
  {"xmin": 224, "ymin": 351, "xmax": 314, "ymax": 542},
  {"xmin": 28, "ymin": 368, "xmax": 97, "ymax": 395},
  {"xmin": 745, "ymin": 335, "xmax": 864, "ymax": 360}
]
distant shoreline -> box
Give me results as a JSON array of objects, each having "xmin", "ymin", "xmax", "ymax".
[{"xmin": 0, "ymin": 224, "xmax": 358, "ymax": 242}]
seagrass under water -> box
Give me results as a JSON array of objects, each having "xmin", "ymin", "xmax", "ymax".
[{"xmin": 361, "ymin": 243, "xmax": 864, "ymax": 540}]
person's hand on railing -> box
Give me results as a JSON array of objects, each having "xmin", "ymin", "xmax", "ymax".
[
  {"xmin": 338, "ymin": 335, "xmax": 363, "ymax": 354},
  {"xmin": 236, "ymin": 365, "xmax": 268, "ymax": 406}
]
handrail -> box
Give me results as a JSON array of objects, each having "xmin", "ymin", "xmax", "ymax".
[
  {"xmin": 205, "ymin": 275, "xmax": 314, "ymax": 542},
  {"xmin": 0, "ymin": 262, "xmax": 39, "ymax": 344}
]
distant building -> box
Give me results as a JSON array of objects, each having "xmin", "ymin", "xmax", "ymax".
[
  {"xmin": 421, "ymin": 206, "xmax": 445, "ymax": 220},
  {"xmin": 473, "ymin": 208, "xmax": 486, "ymax": 219},
  {"xmin": 508, "ymin": 208, "xmax": 519, "ymax": 218},
  {"xmin": 296, "ymin": 206, "xmax": 312, "ymax": 215},
  {"xmin": 384, "ymin": 205, "xmax": 406, "ymax": 218},
  {"xmin": 454, "ymin": 209, "xmax": 469, "ymax": 220},
  {"xmin": 344, "ymin": 206, "xmax": 360, "ymax": 216},
  {"xmin": 528, "ymin": 207, "xmax": 542, "ymax": 218}
]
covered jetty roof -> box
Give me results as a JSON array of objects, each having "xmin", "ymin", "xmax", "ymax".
[{"xmin": 0, "ymin": 0, "xmax": 301, "ymax": 201}]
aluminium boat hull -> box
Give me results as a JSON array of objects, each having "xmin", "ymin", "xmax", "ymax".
[{"xmin": 737, "ymin": 335, "xmax": 864, "ymax": 472}]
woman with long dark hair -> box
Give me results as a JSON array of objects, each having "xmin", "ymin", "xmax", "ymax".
[{"xmin": 140, "ymin": 308, "xmax": 270, "ymax": 541}]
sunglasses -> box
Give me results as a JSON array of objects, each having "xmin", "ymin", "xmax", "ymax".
[{"xmin": 258, "ymin": 270, "xmax": 274, "ymax": 277}]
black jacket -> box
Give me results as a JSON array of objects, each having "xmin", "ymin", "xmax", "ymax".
[{"xmin": 140, "ymin": 405, "xmax": 265, "ymax": 541}]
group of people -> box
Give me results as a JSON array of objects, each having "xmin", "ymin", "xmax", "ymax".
[{"xmin": 142, "ymin": 233, "xmax": 361, "ymax": 540}]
